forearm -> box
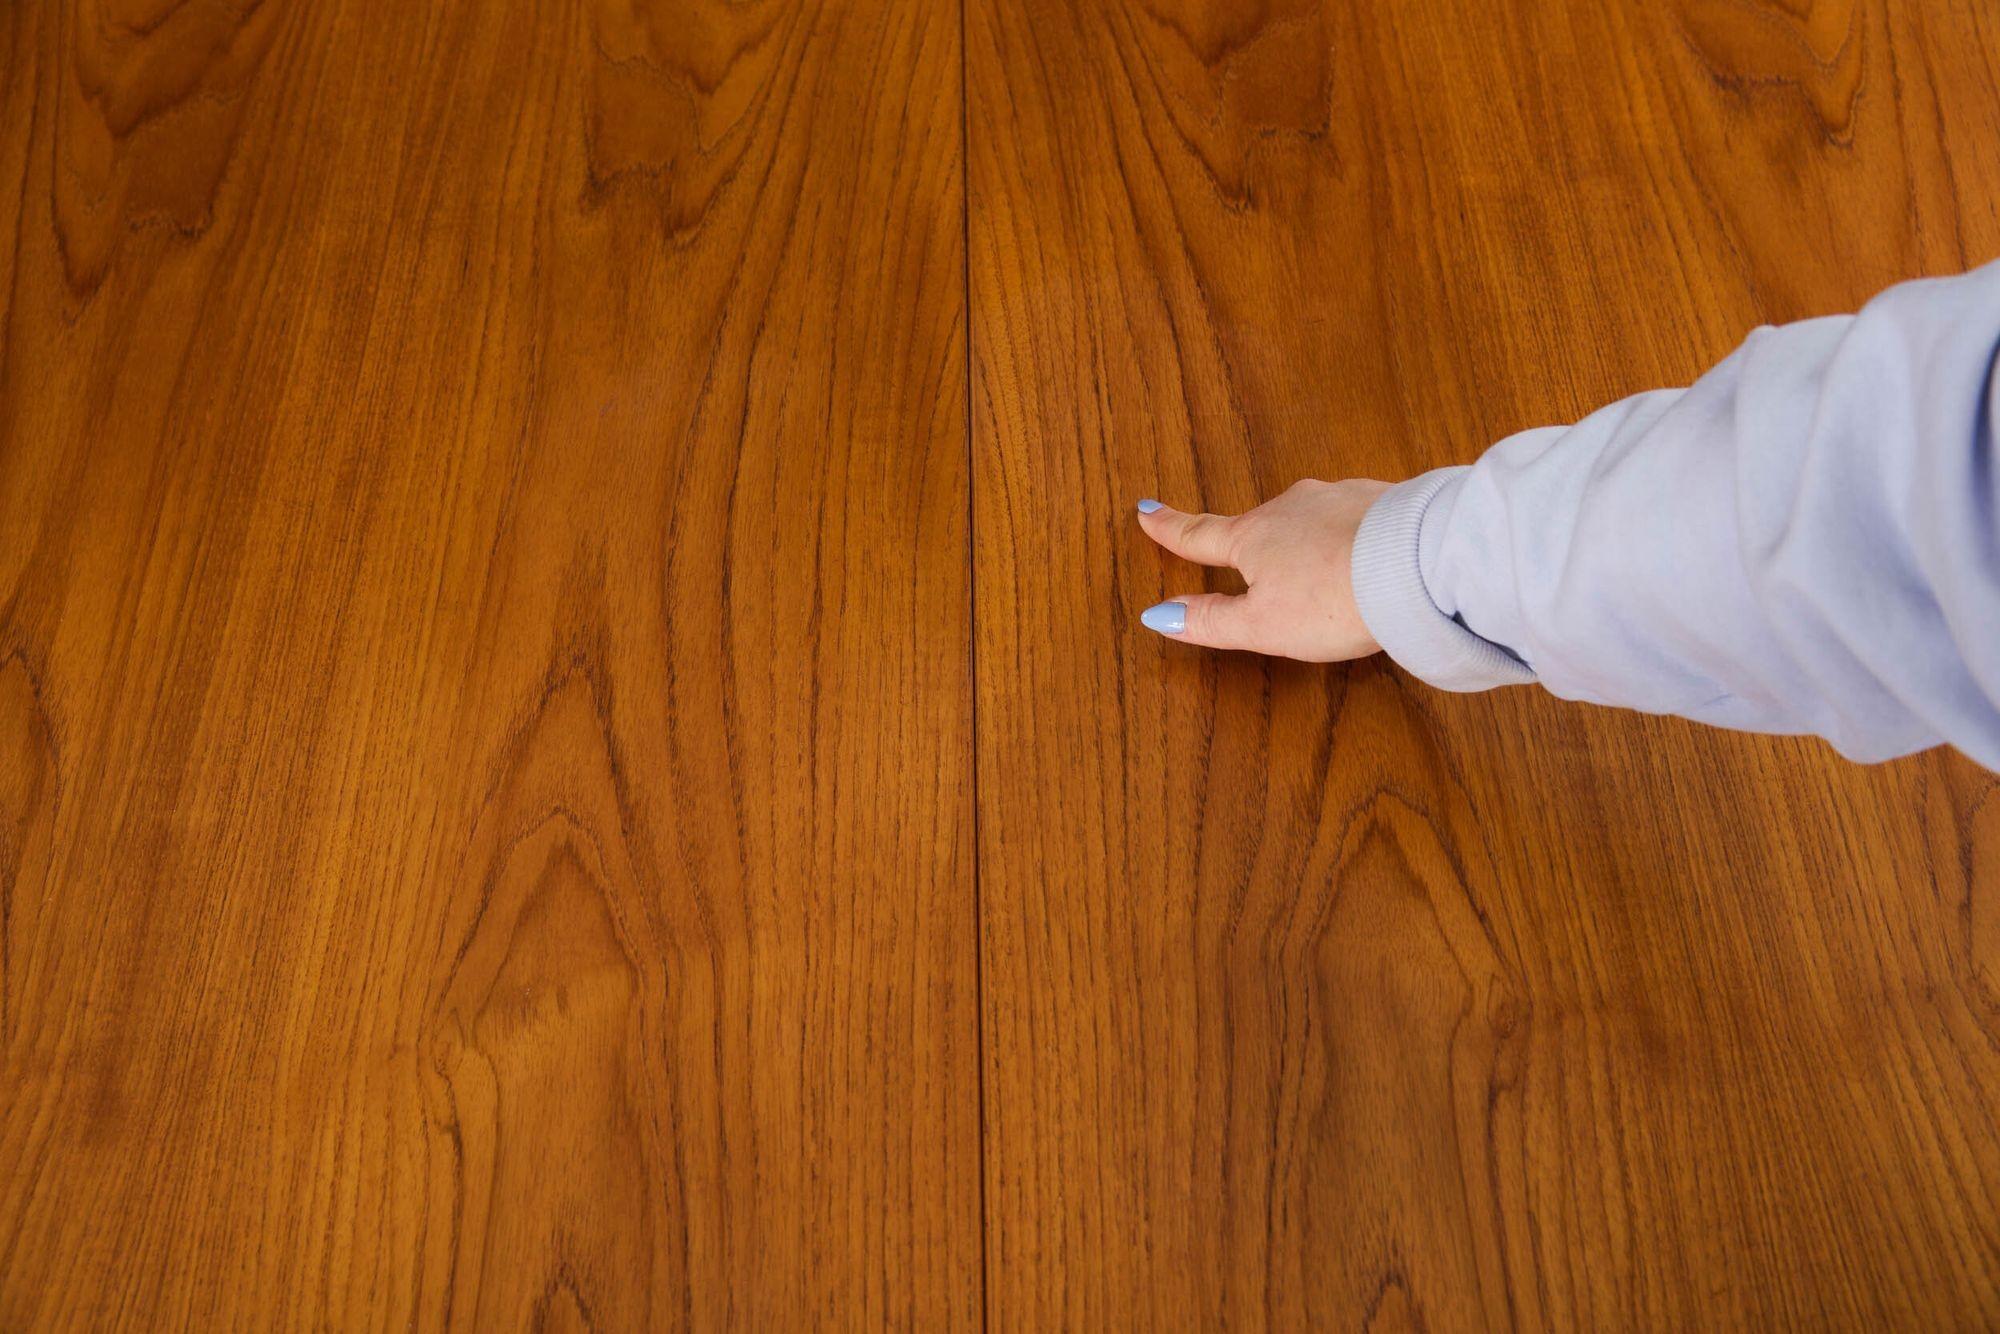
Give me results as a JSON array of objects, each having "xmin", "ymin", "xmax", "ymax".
[{"xmin": 1352, "ymin": 261, "xmax": 2000, "ymax": 768}]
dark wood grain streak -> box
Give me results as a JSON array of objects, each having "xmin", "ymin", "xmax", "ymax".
[
  {"xmin": 967, "ymin": 0, "xmax": 2000, "ymax": 1326},
  {"xmin": 0, "ymin": 0, "xmax": 978, "ymax": 1327}
]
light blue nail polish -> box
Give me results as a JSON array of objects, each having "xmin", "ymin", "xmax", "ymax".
[
  {"xmin": 1140, "ymin": 601, "xmax": 1186, "ymax": 635},
  {"xmin": 1136, "ymin": 498, "xmax": 1164, "ymax": 514}
]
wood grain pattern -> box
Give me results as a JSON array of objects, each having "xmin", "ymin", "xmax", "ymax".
[
  {"xmin": 0, "ymin": 0, "xmax": 977, "ymax": 1327},
  {"xmin": 967, "ymin": 0, "xmax": 2000, "ymax": 1326},
  {"xmin": 6, "ymin": 0, "xmax": 2000, "ymax": 1326}
]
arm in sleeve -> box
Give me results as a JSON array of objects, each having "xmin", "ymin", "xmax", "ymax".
[{"xmin": 1349, "ymin": 260, "xmax": 2000, "ymax": 769}]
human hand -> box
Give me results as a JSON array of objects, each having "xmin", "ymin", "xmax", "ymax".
[{"xmin": 1134, "ymin": 479, "xmax": 1393, "ymax": 662}]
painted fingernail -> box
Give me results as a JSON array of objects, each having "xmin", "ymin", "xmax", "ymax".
[
  {"xmin": 1136, "ymin": 498, "xmax": 1164, "ymax": 514},
  {"xmin": 1140, "ymin": 601, "xmax": 1186, "ymax": 635}
]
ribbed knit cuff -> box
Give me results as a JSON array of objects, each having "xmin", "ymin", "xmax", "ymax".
[{"xmin": 1350, "ymin": 467, "xmax": 1537, "ymax": 692}]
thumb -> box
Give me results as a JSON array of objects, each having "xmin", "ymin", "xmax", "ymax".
[
  {"xmin": 1139, "ymin": 592, "xmax": 1263, "ymax": 651},
  {"xmin": 1136, "ymin": 501, "xmax": 1240, "ymax": 568}
]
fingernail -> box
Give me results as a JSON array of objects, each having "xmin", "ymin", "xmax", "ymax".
[
  {"xmin": 1136, "ymin": 498, "xmax": 1164, "ymax": 514},
  {"xmin": 1140, "ymin": 601, "xmax": 1186, "ymax": 635}
]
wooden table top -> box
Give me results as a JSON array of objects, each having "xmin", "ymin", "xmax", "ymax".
[{"xmin": 3, "ymin": 0, "xmax": 1996, "ymax": 1326}]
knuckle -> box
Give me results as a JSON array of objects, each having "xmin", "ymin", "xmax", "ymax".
[
  {"xmin": 1221, "ymin": 514, "xmax": 1257, "ymax": 561},
  {"xmin": 1191, "ymin": 598, "xmax": 1256, "ymax": 649},
  {"xmin": 1188, "ymin": 513, "xmax": 1235, "ymax": 554}
]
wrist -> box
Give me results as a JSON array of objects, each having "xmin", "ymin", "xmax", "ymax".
[{"xmin": 1351, "ymin": 468, "xmax": 1537, "ymax": 692}]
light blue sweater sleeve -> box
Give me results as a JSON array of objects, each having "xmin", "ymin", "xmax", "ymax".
[{"xmin": 1350, "ymin": 260, "xmax": 2000, "ymax": 769}]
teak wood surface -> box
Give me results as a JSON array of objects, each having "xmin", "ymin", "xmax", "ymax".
[{"xmin": 3, "ymin": 0, "xmax": 1997, "ymax": 1328}]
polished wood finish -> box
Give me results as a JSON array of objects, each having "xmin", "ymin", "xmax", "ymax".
[
  {"xmin": 4, "ymin": 0, "xmax": 1999, "ymax": 1327},
  {"xmin": 0, "ymin": 0, "xmax": 975, "ymax": 1327},
  {"xmin": 967, "ymin": 0, "xmax": 2000, "ymax": 1327}
]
